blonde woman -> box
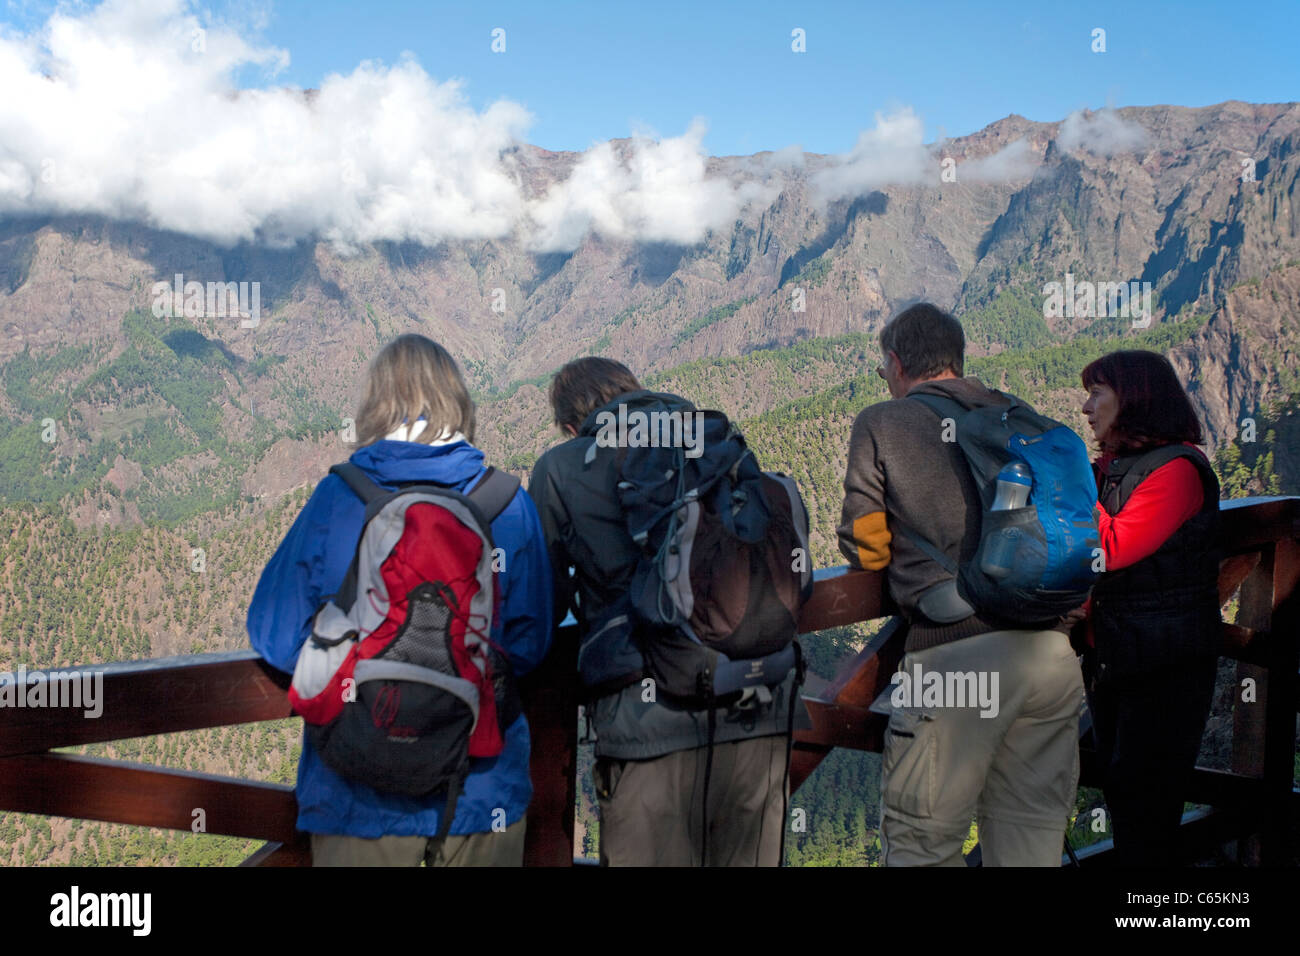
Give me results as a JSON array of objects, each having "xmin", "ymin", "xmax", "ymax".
[{"xmin": 248, "ymin": 334, "xmax": 552, "ymax": 866}]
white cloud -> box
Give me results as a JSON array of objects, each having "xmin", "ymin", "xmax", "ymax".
[
  {"xmin": 1057, "ymin": 108, "xmax": 1147, "ymax": 156},
  {"xmin": 525, "ymin": 120, "xmax": 772, "ymax": 252},
  {"xmin": 743, "ymin": 144, "xmax": 805, "ymax": 173},
  {"xmin": 0, "ymin": 1, "xmax": 1049, "ymax": 254},
  {"xmin": 960, "ymin": 139, "xmax": 1038, "ymax": 182},
  {"xmin": 0, "ymin": 0, "xmax": 534, "ymax": 248},
  {"xmin": 809, "ymin": 108, "xmax": 932, "ymax": 204}
]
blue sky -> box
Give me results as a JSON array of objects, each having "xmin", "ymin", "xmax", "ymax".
[
  {"xmin": 2, "ymin": 0, "xmax": 1296, "ymax": 155},
  {"xmin": 1, "ymin": 0, "xmax": 1294, "ymax": 250},
  {"xmin": 213, "ymin": 0, "xmax": 1298, "ymax": 154}
]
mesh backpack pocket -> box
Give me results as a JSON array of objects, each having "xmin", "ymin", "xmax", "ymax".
[{"xmin": 901, "ymin": 392, "xmax": 1101, "ymax": 627}]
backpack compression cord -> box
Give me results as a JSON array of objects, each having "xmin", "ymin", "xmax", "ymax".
[
  {"xmin": 700, "ymin": 676, "xmax": 716, "ymax": 868},
  {"xmin": 777, "ymin": 641, "xmax": 805, "ymax": 867},
  {"xmin": 649, "ymin": 445, "xmax": 689, "ymax": 627}
]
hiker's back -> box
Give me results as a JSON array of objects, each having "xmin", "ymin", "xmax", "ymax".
[
  {"xmin": 247, "ymin": 334, "xmax": 553, "ymax": 868},
  {"xmin": 837, "ymin": 303, "xmax": 1086, "ymax": 868},
  {"xmin": 529, "ymin": 364, "xmax": 810, "ymax": 866},
  {"xmin": 838, "ymin": 378, "xmax": 988, "ymax": 644}
]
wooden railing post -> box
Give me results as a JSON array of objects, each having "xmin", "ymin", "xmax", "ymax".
[
  {"xmin": 1262, "ymin": 537, "xmax": 1299, "ymax": 865},
  {"xmin": 1232, "ymin": 546, "xmax": 1273, "ymax": 864},
  {"xmin": 519, "ymin": 627, "xmax": 578, "ymax": 866}
]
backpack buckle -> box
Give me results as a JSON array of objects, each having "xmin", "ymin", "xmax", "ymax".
[{"xmin": 735, "ymin": 685, "xmax": 773, "ymax": 710}]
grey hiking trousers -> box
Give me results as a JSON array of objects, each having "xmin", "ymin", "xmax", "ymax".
[
  {"xmin": 595, "ymin": 734, "xmax": 789, "ymax": 866},
  {"xmin": 880, "ymin": 628, "xmax": 1084, "ymax": 866}
]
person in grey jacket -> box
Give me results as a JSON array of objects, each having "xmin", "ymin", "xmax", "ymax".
[{"xmin": 528, "ymin": 357, "xmax": 804, "ymax": 866}]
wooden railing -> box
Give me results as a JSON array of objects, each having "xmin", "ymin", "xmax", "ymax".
[{"xmin": 1, "ymin": 496, "xmax": 1296, "ymax": 866}]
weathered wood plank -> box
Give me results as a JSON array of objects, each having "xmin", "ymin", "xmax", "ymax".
[
  {"xmin": 0, "ymin": 651, "xmax": 292, "ymax": 757},
  {"xmin": 239, "ymin": 838, "xmax": 311, "ymax": 867},
  {"xmin": 519, "ymin": 627, "xmax": 579, "ymax": 867},
  {"xmin": 797, "ymin": 567, "xmax": 891, "ymax": 633},
  {"xmin": 0, "ymin": 753, "xmax": 298, "ymax": 842}
]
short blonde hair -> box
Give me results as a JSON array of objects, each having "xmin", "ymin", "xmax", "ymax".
[{"xmin": 354, "ymin": 334, "xmax": 476, "ymax": 447}]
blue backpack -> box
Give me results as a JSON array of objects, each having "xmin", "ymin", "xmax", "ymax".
[{"xmin": 896, "ymin": 391, "xmax": 1100, "ymax": 627}]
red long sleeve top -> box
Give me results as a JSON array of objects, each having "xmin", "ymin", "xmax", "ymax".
[
  {"xmin": 1083, "ymin": 444, "xmax": 1208, "ymax": 645},
  {"xmin": 1094, "ymin": 446, "xmax": 1206, "ymax": 571}
]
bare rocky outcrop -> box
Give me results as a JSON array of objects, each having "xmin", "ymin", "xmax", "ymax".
[{"xmin": 2, "ymin": 100, "xmax": 1298, "ymax": 508}]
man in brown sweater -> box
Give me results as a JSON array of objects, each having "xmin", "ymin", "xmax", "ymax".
[{"xmin": 838, "ymin": 302, "xmax": 1083, "ymax": 866}]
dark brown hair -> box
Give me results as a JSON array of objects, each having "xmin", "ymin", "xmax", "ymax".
[
  {"xmin": 879, "ymin": 302, "xmax": 965, "ymax": 379},
  {"xmin": 549, "ymin": 357, "xmax": 642, "ymax": 431},
  {"xmin": 1080, "ymin": 349, "xmax": 1204, "ymax": 453}
]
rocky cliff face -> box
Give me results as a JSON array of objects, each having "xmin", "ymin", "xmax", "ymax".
[
  {"xmin": 1, "ymin": 101, "xmax": 1297, "ymax": 516},
  {"xmin": 1171, "ymin": 262, "xmax": 1300, "ymax": 454}
]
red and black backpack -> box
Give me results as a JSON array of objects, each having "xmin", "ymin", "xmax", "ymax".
[{"xmin": 288, "ymin": 462, "xmax": 520, "ymax": 838}]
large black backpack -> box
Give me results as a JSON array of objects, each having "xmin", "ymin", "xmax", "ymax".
[
  {"xmin": 597, "ymin": 392, "xmax": 812, "ymax": 704},
  {"xmin": 576, "ymin": 391, "xmax": 814, "ymax": 867}
]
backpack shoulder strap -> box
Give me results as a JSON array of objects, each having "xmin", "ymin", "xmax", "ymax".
[
  {"xmin": 890, "ymin": 514, "xmax": 959, "ymax": 575},
  {"xmin": 764, "ymin": 472, "xmax": 814, "ymax": 599},
  {"xmin": 907, "ymin": 392, "xmax": 967, "ymax": 422},
  {"xmin": 467, "ymin": 467, "xmax": 521, "ymax": 524},
  {"xmin": 910, "ymin": 389, "xmax": 1020, "ymax": 420},
  {"xmin": 329, "ymin": 462, "xmax": 385, "ymax": 505},
  {"xmin": 896, "ymin": 392, "xmax": 976, "ymax": 575}
]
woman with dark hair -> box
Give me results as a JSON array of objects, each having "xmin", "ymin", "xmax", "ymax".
[
  {"xmin": 1079, "ymin": 349, "xmax": 1221, "ymax": 867},
  {"xmin": 247, "ymin": 334, "xmax": 552, "ymax": 866}
]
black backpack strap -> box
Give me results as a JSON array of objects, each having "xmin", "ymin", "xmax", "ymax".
[
  {"xmin": 467, "ymin": 467, "xmax": 521, "ymax": 524},
  {"xmin": 890, "ymin": 514, "xmax": 959, "ymax": 575},
  {"xmin": 884, "ymin": 396, "xmax": 965, "ymax": 574},
  {"xmin": 778, "ymin": 641, "xmax": 805, "ymax": 868},
  {"xmin": 909, "ymin": 389, "xmax": 1020, "ymax": 422},
  {"xmin": 329, "ymin": 462, "xmax": 386, "ymax": 504},
  {"xmin": 331, "ymin": 461, "xmax": 519, "ymax": 519},
  {"xmin": 907, "ymin": 391, "xmax": 967, "ymax": 423}
]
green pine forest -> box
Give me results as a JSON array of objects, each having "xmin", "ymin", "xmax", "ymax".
[{"xmin": 0, "ymin": 285, "xmax": 1293, "ymax": 867}]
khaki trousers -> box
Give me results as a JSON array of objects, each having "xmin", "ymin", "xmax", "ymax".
[
  {"xmin": 596, "ymin": 735, "xmax": 789, "ymax": 866},
  {"xmin": 310, "ymin": 817, "xmax": 527, "ymax": 867},
  {"xmin": 880, "ymin": 629, "xmax": 1083, "ymax": 867}
]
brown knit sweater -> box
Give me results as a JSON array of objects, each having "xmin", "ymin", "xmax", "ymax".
[{"xmin": 837, "ymin": 376, "xmax": 1066, "ymax": 652}]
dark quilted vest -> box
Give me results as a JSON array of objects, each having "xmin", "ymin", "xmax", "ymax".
[{"xmin": 1091, "ymin": 445, "xmax": 1221, "ymax": 683}]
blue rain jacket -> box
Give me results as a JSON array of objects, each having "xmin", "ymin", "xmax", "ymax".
[{"xmin": 247, "ymin": 439, "xmax": 553, "ymax": 837}]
